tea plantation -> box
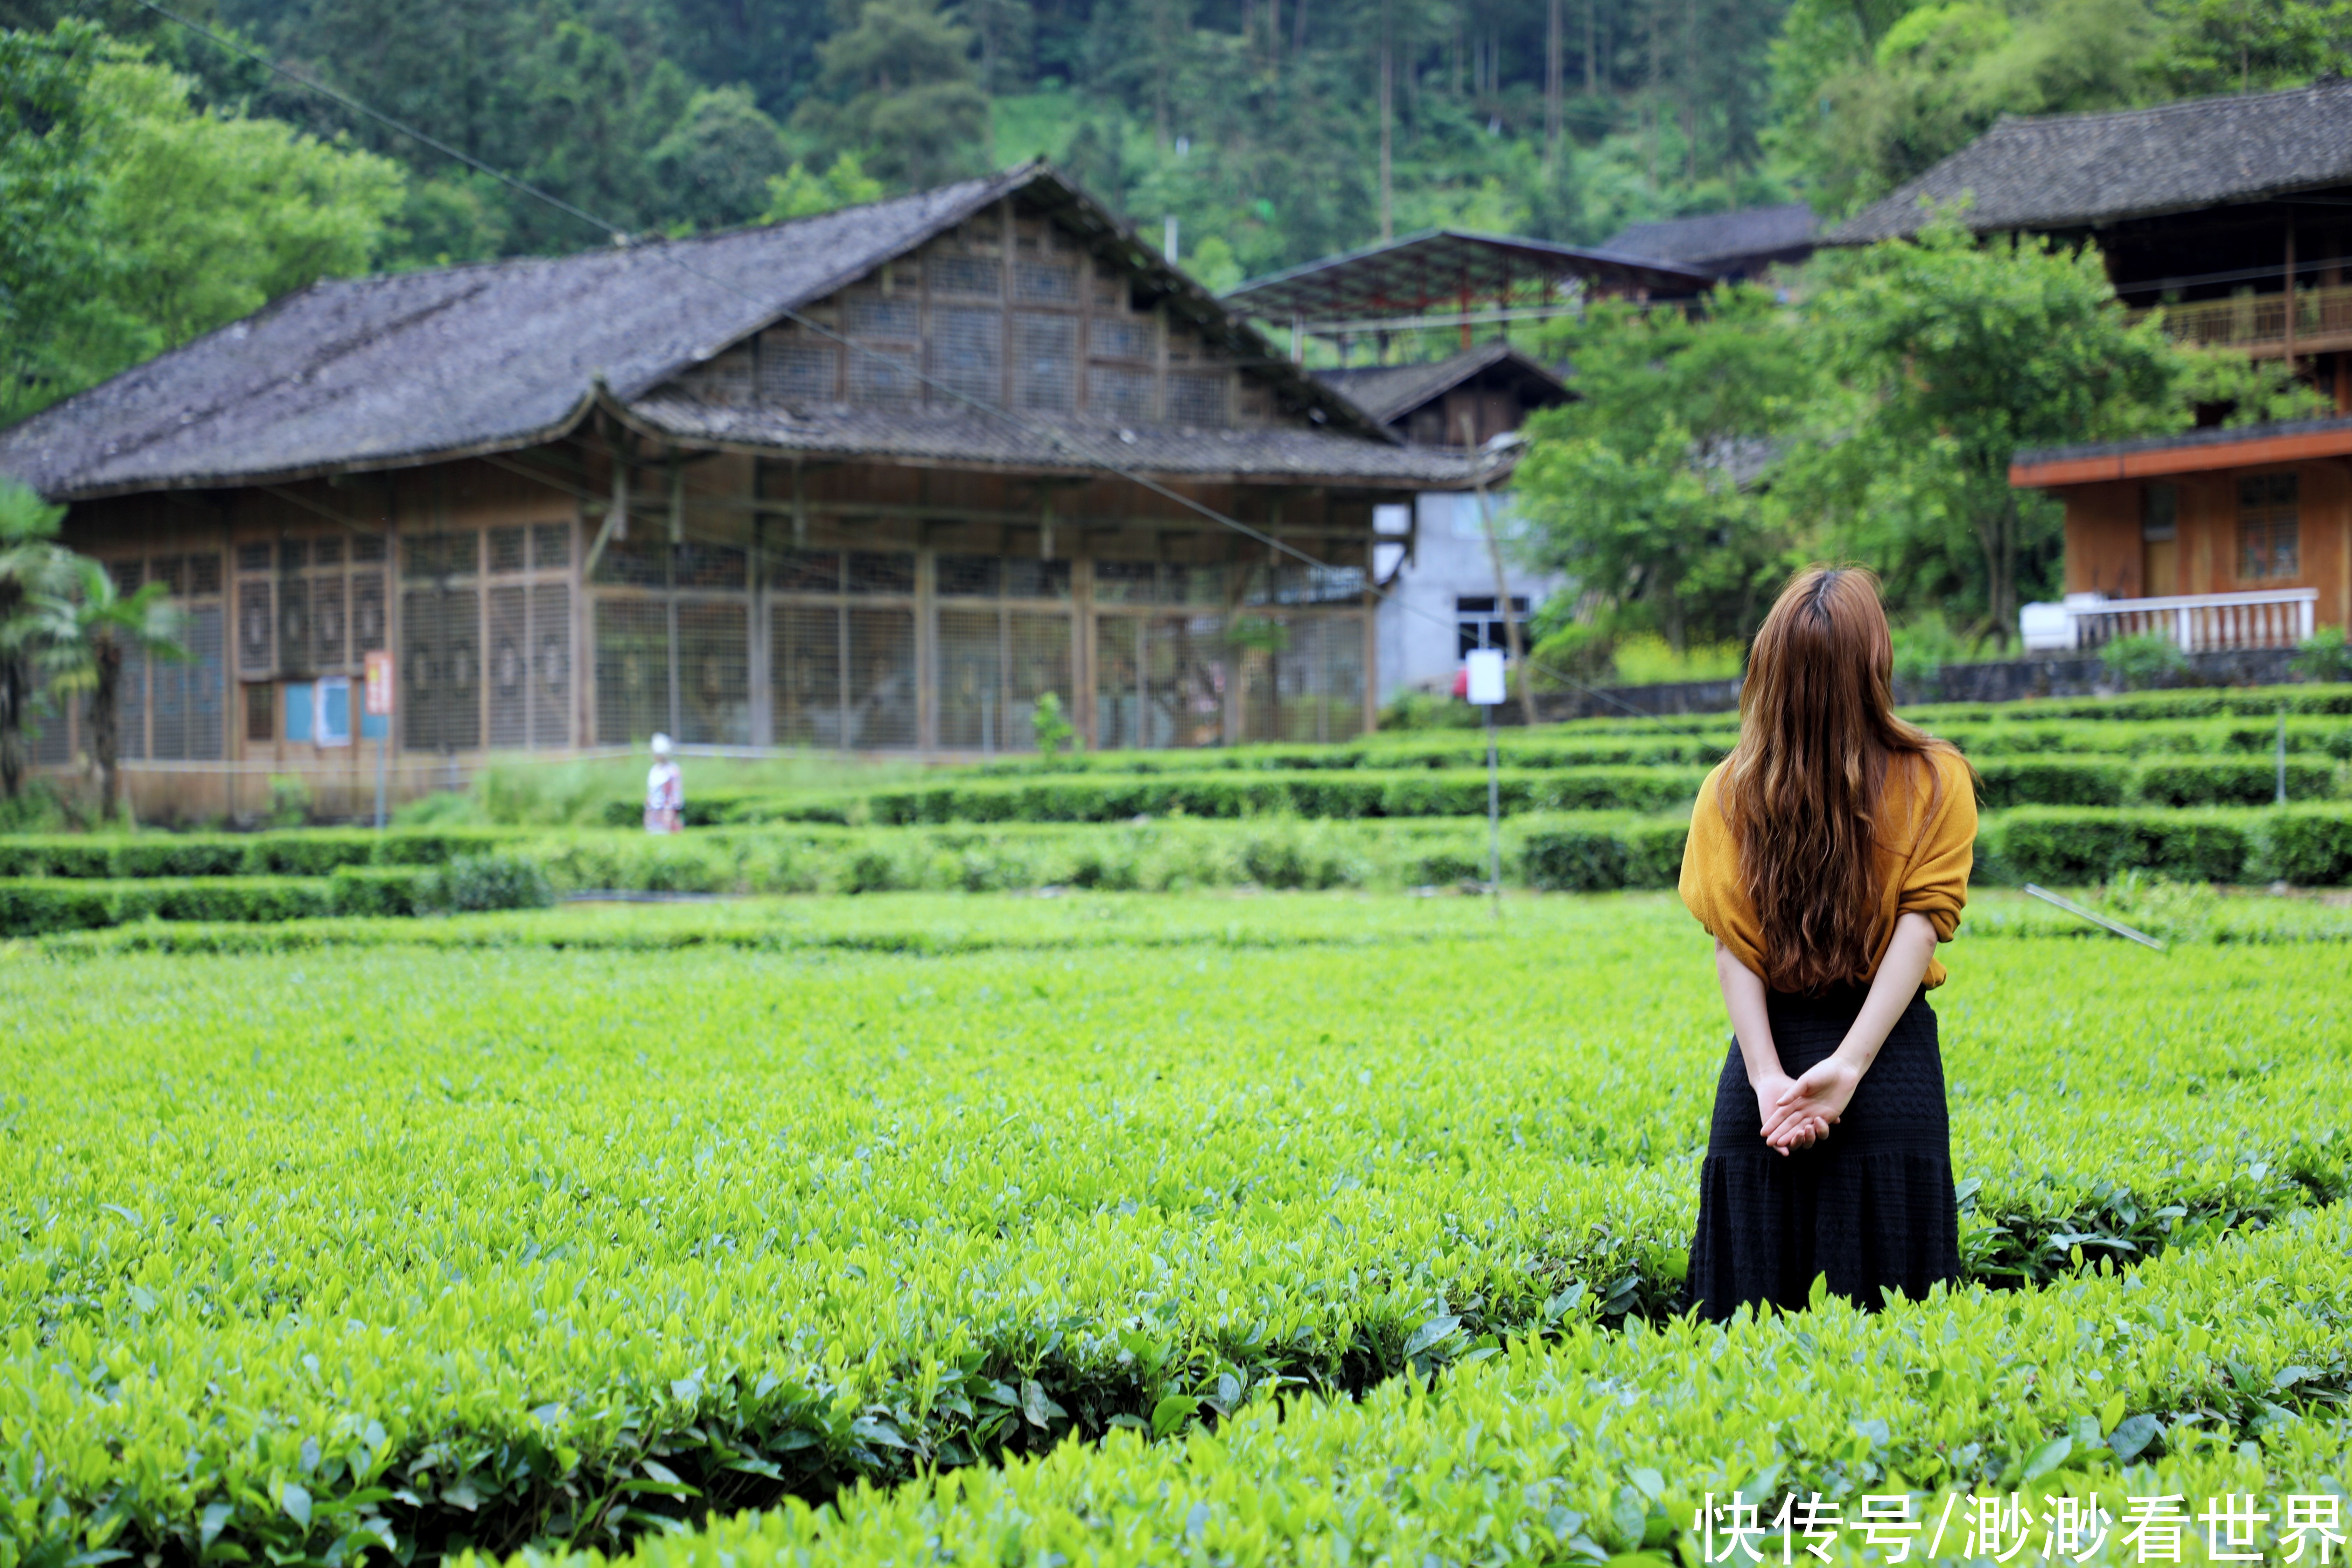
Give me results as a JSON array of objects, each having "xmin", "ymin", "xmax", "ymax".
[{"xmin": 3, "ymin": 688, "xmax": 2349, "ymax": 1566}]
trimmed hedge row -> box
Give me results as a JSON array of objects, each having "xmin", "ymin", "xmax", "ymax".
[
  {"xmin": 1519, "ymin": 805, "xmax": 2352, "ymax": 891},
  {"xmin": 0, "ymin": 827, "xmax": 523, "ymax": 879},
  {"xmin": 600, "ymin": 756, "xmax": 2342, "ymax": 826},
  {"xmin": 0, "ymin": 857, "xmax": 557, "ymax": 936},
  {"xmin": 0, "ymin": 868, "xmax": 430, "ymax": 936},
  {"xmin": 797, "ymin": 767, "xmax": 1716, "ymax": 825}
]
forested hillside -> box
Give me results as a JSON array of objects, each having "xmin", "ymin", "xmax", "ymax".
[{"xmin": 5, "ymin": 0, "xmax": 2350, "ymax": 424}]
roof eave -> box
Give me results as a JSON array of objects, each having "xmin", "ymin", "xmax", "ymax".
[{"xmin": 27, "ymin": 388, "xmax": 603, "ymax": 504}]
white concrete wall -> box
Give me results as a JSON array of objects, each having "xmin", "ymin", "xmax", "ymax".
[{"xmin": 1376, "ymin": 491, "xmax": 1567, "ymax": 704}]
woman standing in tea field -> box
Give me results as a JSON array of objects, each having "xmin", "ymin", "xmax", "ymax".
[{"xmin": 1678, "ymin": 566, "xmax": 1979, "ymax": 1320}]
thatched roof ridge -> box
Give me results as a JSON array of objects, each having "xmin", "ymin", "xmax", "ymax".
[
  {"xmin": 0, "ymin": 163, "xmax": 1408, "ymax": 500},
  {"xmin": 1603, "ymin": 204, "xmax": 1817, "ymax": 268},
  {"xmin": 1312, "ymin": 342, "xmax": 1571, "ymax": 430},
  {"xmin": 1830, "ymin": 78, "xmax": 2352, "ymax": 244}
]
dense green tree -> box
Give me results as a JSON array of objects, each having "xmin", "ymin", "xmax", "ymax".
[
  {"xmin": 760, "ymin": 150, "xmax": 888, "ymax": 219},
  {"xmin": 1788, "ymin": 222, "xmax": 2179, "ymax": 643},
  {"xmin": 0, "ymin": 479, "xmax": 72, "ymax": 801},
  {"xmin": 1513, "ymin": 286, "xmax": 1817, "ymax": 650},
  {"xmin": 648, "ymin": 84, "xmax": 791, "ymax": 230},
  {"xmin": 31, "ymin": 554, "xmax": 184, "ymax": 821},
  {"xmin": 2152, "ymin": 0, "xmax": 2352, "ymax": 94},
  {"xmin": 0, "ymin": 23, "xmax": 402, "ymax": 423},
  {"xmin": 793, "ymin": 0, "xmax": 991, "ymax": 187}
]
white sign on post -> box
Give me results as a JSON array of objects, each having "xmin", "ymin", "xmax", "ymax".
[{"xmin": 1464, "ymin": 648, "xmax": 1508, "ymax": 706}]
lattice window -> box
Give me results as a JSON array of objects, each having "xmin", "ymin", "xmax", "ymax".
[
  {"xmin": 1003, "ymin": 611, "xmax": 1074, "ymax": 749},
  {"xmin": 678, "ymin": 601, "xmax": 750, "ymax": 745},
  {"xmin": 354, "ymin": 572, "xmax": 386, "ymax": 652},
  {"xmin": 593, "ymin": 597, "xmax": 669, "ymax": 746},
  {"xmin": 1092, "ymin": 316, "xmax": 1154, "ymax": 361},
  {"xmin": 1143, "ymin": 614, "xmax": 1227, "ymax": 747},
  {"xmin": 237, "ymin": 580, "xmax": 274, "ymax": 677},
  {"xmin": 935, "ymin": 607, "xmax": 1000, "ymax": 750},
  {"xmin": 772, "ymin": 602, "xmax": 844, "ymax": 748},
  {"xmin": 1169, "ymin": 372, "xmax": 1228, "ymax": 428},
  {"xmin": 531, "ymin": 583, "xmax": 570, "ymax": 748},
  {"xmin": 108, "ymin": 558, "xmax": 141, "ymax": 597},
  {"xmin": 768, "ymin": 548, "xmax": 842, "ymax": 593},
  {"xmin": 848, "ymin": 345, "xmax": 920, "ymax": 408},
  {"xmin": 532, "ymin": 522, "xmax": 570, "ymax": 569},
  {"xmin": 350, "ymin": 537, "xmax": 384, "ymax": 567},
  {"xmin": 928, "ymin": 305, "xmax": 1002, "ymax": 407},
  {"xmin": 402, "ymin": 585, "xmax": 483, "ymax": 752},
  {"xmin": 1003, "ymin": 558, "xmax": 1071, "ymax": 600},
  {"xmin": 929, "ymin": 252, "xmax": 1002, "ymax": 297},
  {"xmin": 1092, "ymin": 560, "xmax": 1158, "ymax": 605},
  {"xmin": 237, "ymin": 542, "xmax": 271, "ymax": 574},
  {"xmin": 313, "ymin": 577, "xmax": 346, "ymax": 666},
  {"xmin": 111, "ymin": 654, "xmax": 146, "ymax": 761},
  {"xmin": 1015, "ymin": 313, "xmax": 1077, "ymax": 413},
  {"xmin": 593, "ymin": 538, "xmax": 669, "ymax": 588},
  {"xmin": 315, "ymin": 536, "xmax": 343, "ymax": 567},
  {"xmin": 2238, "ymin": 472, "xmax": 2301, "ymax": 580},
  {"xmin": 190, "ymin": 553, "xmax": 222, "ymax": 595},
  {"xmin": 846, "ymin": 552, "xmax": 914, "ymax": 594},
  {"xmin": 488, "ymin": 526, "xmax": 527, "ymax": 574},
  {"xmin": 674, "ymin": 542, "xmax": 747, "ymax": 591},
  {"xmin": 1015, "ymin": 259, "xmax": 1078, "ymax": 303},
  {"xmin": 847, "ymin": 293, "xmax": 918, "ymax": 339},
  {"xmin": 937, "ymin": 554, "xmax": 1001, "ymax": 598},
  {"xmin": 152, "ymin": 556, "xmax": 185, "ymax": 596},
  {"xmin": 762, "ymin": 341, "xmax": 836, "ymax": 402},
  {"xmin": 488, "ymin": 584, "xmax": 529, "ymax": 750},
  {"xmin": 847, "ymin": 607, "xmax": 916, "ymax": 749},
  {"xmin": 1088, "ymin": 366, "xmax": 1154, "ymax": 424},
  {"xmin": 279, "ymin": 578, "xmax": 311, "ymax": 674}
]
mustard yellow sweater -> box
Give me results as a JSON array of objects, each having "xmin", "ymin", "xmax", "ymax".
[{"xmin": 1678, "ymin": 746, "xmax": 1977, "ymax": 989}]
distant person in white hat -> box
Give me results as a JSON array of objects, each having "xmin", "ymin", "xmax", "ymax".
[{"xmin": 644, "ymin": 733, "xmax": 683, "ymax": 833}]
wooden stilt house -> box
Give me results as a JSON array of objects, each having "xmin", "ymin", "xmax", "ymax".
[{"xmin": 0, "ymin": 164, "xmax": 1472, "ymax": 820}]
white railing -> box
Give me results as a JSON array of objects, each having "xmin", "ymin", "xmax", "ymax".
[{"xmin": 2021, "ymin": 589, "xmax": 2318, "ymax": 653}]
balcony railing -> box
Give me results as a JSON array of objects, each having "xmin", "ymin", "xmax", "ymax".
[
  {"xmin": 2021, "ymin": 589, "xmax": 2318, "ymax": 653},
  {"xmin": 2131, "ymin": 283, "xmax": 2352, "ymax": 356}
]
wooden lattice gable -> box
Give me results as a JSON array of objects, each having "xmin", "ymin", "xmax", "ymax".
[{"xmin": 663, "ymin": 193, "xmax": 1334, "ymax": 435}]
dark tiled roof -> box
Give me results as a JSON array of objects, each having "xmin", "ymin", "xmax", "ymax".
[
  {"xmin": 0, "ymin": 163, "xmax": 1386, "ymax": 500},
  {"xmin": 1313, "ymin": 342, "xmax": 1571, "ymax": 428},
  {"xmin": 2012, "ymin": 412, "xmax": 2352, "ymax": 469},
  {"xmin": 1603, "ymin": 204, "xmax": 1818, "ymax": 267},
  {"xmin": 1222, "ymin": 230, "xmax": 1713, "ymax": 320},
  {"xmin": 1831, "ymin": 79, "xmax": 2352, "ymax": 244},
  {"xmin": 626, "ymin": 392, "xmax": 1478, "ymax": 484}
]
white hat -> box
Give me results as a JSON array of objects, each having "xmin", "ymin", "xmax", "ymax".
[{"xmin": 650, "ymin": 733, "xmax": 673, "ymax": 756}]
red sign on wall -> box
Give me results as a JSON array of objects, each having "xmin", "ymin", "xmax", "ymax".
[{"xmin": 363, "ymin": 650, "xmax": 395, "ymax": 717}]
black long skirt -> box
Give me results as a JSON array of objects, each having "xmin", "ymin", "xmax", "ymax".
[{"xmin": 1685, "ymin": 983, "xmax": 1962, "ymax": 1322}]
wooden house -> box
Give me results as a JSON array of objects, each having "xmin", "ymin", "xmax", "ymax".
[
  {"xmin": 0, "ymin": 164, "xmax": 1474, "ymax": 820},
  {"xmin": 1834, "ymin": 79, "xmax": 2352, "ymax": 649}
]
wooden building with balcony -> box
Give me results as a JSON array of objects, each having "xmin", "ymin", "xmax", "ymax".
[
  {"xmin": 1833, "ymin": 77, "xmax": 2352, "ymax": 404},
  {"xmin": 2008, "ymin": 417, "xmax": 2349, "ymax": 650},
  {"xmin": 1839, "ymin": 78, "xmax": 2352, "ymax": 650},
  {"xmin": 0, "ymin": 163, "xmax": 1473, "ymax": 821}
]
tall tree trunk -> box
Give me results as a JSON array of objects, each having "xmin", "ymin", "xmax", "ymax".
[
  {"xmin": 0, "ymin": 656, "xmax": 23, "ymax": 800},
  {"xmin": 1292, "ymin": 0, "xmax": 1309, "ymax": 60},
  {"xmin": 1378, "ymin": 23, "xmax": 1394, "ymax": 240},
  {"xmin": 94, "ymin": 640, "xmax": 120, "ymax": 822},
  {"xmin": 1585, "ymin": 0, "xmax": 1597, "ymax": 92},
  {"xmin": 1683, "ymin": 0, "xmax": 1698, "ymax": 181},
  {"xmin": 1545, "ymin": 0, "xmax": 1563, "ymax": 168}
]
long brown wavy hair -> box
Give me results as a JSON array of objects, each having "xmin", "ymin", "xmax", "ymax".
[{"xmin": 1723, "ymin": 566, "xmax": 1963, "ymax": 993}]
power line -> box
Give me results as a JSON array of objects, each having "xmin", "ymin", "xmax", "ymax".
[{"xmin": 128, "ymin": 0, "xmax": 1712, "ymax": 734}]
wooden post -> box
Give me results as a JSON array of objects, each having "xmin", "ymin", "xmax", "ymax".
[
  {"xmin": 1465, "ymin": 412, "xmax": 1536, "ymax": 729},
  {"xmin": 2285, "ymin": 221, "xmax": 2297, "ymax": 369}
]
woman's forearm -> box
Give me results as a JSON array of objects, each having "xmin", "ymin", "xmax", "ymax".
[
  {"xmin": 1832, "ymin": 912, "xmax": 1939, "ymax": 1076},
  {"xmin": 1714, "ymin": 939, "xmax": 1783, "ymax": 1083}
]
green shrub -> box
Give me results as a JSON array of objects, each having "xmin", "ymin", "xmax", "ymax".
[
  {"xmin": 428, "ymin": 853, "xmax": 555, "ymax": 912},
  {"xmin": 2100, "ymin": 632, "xmax": 2190, "ymax": 691},
  {"xmin": 2291, "ymin": 626, "xmax": 2352, "ymax": 682},
  {"xmin": 1967, "ymin": 757, "xmax": 2129, "ymax": 808},
  {"xmin": 2134, "ymin": 757, "xmax": 2336, "ymax": 807},
  {"xmin": 2249, "ymin": 809, "xmax": 2352, "ymax": 884}
]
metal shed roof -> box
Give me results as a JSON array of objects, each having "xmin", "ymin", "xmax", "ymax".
[{"xmin": 1221, "ymin": 229, "xmax": 1714, "ymax": 326}]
